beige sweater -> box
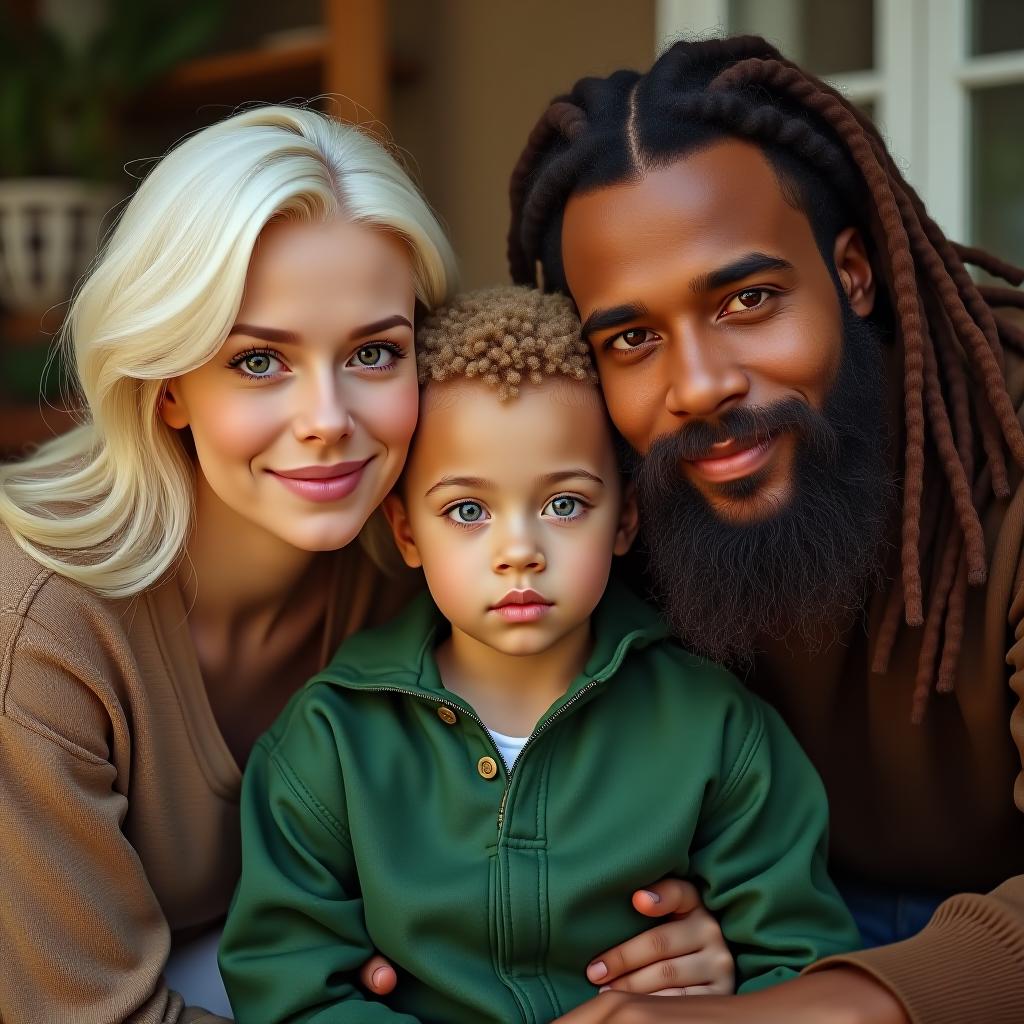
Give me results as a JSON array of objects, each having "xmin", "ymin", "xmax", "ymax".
[{"xmin": 0, "ymin": 528, "xmax": 415, "ymax": 1024}]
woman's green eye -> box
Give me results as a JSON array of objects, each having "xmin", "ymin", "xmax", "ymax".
[
  {"xmin": 243, "ymin": 353, "xmax": 272, "ymax": 374},
  {"xmin": 357, "ymin": 346, "xmax": 383, "ymax": 366}
]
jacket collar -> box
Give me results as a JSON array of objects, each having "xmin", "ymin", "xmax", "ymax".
[{"xmin": 316, "ymin": 575, "xmax": 670, "ymax": 699}]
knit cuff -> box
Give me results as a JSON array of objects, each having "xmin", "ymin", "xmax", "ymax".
[{"xmin": 805, "ymin": 892, "xmax": 1024, "ymax": 1024}]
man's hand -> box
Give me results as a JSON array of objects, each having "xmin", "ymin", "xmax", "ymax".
[
  {"xmin": 553, "ymin": 969, "xmax": 912, "ymax": 1024},
  {"xmin": 585, "ymin": 879, "xmax": 734, "ymax": 996}
]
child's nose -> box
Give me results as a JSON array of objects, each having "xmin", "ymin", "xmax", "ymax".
[{"xmin": 493, "ymin": 536, "xmax": 546, "ymax": 574}]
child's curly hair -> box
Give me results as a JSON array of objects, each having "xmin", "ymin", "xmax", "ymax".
[{"xmin": 416, "ymin": 285, "xmax": 597, "ymax": 400}]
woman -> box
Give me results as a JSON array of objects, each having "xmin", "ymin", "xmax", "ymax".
[
  {"xmin": 0, "ymin": 105, "xmax": 453, "ymax": 1023},
  {"xmin": 0, "ymin": 105, "xmax": 724, "ymax": 1024}
]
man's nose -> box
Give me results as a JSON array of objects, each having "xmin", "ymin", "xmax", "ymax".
[{"xmin": 664, "ymin": 329, "xmax": 749, "ymax": 419}]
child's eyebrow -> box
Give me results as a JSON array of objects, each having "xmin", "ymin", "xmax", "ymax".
[
  {"xmin": 540, "ymin": 469, "xmax": 605, "ymax": 487},
  {"xmin": 424, "ymin": 475, "xmax": 492, "ymax": 497},
  {"xmin": 422, "ymin": 469, "xmax": 604, "ymax": 498}
]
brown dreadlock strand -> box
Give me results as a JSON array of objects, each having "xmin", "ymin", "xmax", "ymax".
[{"xmin": 507, "ymin": 35, "xmax": 1024, "ymax": 718}]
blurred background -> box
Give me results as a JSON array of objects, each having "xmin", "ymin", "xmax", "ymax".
[{"xmin": 1, "ymin": 0, "xmax": 1021, "ymax": 456}]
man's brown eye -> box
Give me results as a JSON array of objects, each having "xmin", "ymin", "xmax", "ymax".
[
  {"xmin": 610, "ymin": 328, "xmax": 653, "ymax": 350},
  {"xmin": 738, "ymin": 290, "xmax": 764, "ymax": 308}
]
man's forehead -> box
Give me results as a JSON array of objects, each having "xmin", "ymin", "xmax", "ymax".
[{"xmin": 561, "ymin": 140, "xmax": 817, "ymax": 300}]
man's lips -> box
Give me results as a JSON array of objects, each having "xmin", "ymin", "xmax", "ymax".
[
  {"xmin": 685, "ymin": 435, "xmax": 777, "ymax": 483},
  {"xmin": 490, "ymin": 589, "xmax": 553, "ymax": 622}
]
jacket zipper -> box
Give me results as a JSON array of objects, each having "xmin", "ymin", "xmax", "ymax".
[{"xmin": 495, "ymin": 678, "xmax": 602, "ymax": 833}]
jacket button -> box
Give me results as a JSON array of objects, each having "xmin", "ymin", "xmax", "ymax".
[
  {"xmin": 477, "ymin": 756, "xmax": 498, "ymax": 779},
  {"xmin": 437, "ymin": 706, "xmax": 457, "ymax": 725}
]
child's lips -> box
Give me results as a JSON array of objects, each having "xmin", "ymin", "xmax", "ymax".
[
  {"xmin": 490, "ymin": 589, "xmax": 553, "ymax": 622},
  {"xmin": 491, "ymin": 603, "xmax": 553, "ymax": 623}
]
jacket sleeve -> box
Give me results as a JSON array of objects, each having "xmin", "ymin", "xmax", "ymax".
[
  {"xmin": 803, "ymin": 577, "xmax": 1024, "ymax": 1023},
  {"xmin": 0, "ymin": 622, "xmax": 230, "ymax": 1024},
  {"xmin": 218, "ymin": 727, "xmax": 422, "ymax": 1024},
  {"xmin": 687, "ymin": 696, "xmax": 862, "ymax": 993}
]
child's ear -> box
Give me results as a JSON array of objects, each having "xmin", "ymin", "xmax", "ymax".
[
  {"xmin": 613, "ymin": 482, "xmax": 640, "ymax": 556},
  {"xmin": 381, "ymin": 491, "xmax": 423, "ymax": 568}
]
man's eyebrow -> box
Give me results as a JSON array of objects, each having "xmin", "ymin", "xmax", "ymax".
[
  {"xmin": 228, "ymin": 314, "xmax": 412, "ymax": 345},
  {"xmin": 580, "ymin": 303, "xmax": 649, "ymax": 342},
  {"xmin": 424, "ymin": 475, "xmax": 492, "ymax": 497},
  {"xmin": 690, "ymin": 253, "xmax": 795, "ymax": 295},
  {"xmin": 541, "ymin": 469, "xmax": 605, "ymax": 487}
]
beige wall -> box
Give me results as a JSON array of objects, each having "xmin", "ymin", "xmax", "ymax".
[{"xmin": 390, "ymin": 1, "xmax": 655, "ymax": 290}]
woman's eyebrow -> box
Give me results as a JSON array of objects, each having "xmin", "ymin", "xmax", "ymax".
[
  {"xmin": 228, "ymin": 314, "xmax": 413, "ymax": 345},
  {"xmin": 350, "ymin": 314, "xmax": 413, "ymax": 339},
  {"xmin": 230, "ymin": 324, "xmax": 297, "ymax": 343}
]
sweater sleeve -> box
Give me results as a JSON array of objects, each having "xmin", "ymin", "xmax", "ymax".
[
  {"xmin": 688, "ymin": 696, "xmax": 861, "ymax": 993},
  {"xmin": 218, "ymin": 724, "xmax": 421, "ymax": 1024},
  {"xmin": 0, "ymin": 622, "xmax": 230, "ymax": 1024},
  {"xmin": 802, "ymin": 577, "xmax": 1024, "ymax": 1023}
]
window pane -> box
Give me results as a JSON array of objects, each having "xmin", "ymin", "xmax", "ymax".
[
  {"xmin": 729, "ymin": 0, "xmax": 874, "ymax": 75},
  {"xmin": 971, "ymin": 0, "xmax": 1024, "ymax": 56},
  {"xmin": 972, "ymin": 84, "xmax": 1024, "ymax": 269}
]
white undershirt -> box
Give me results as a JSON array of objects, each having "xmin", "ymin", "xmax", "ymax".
[{"xmin": 486, "ymin": 726, "xmax": 529, "ymax": 768}]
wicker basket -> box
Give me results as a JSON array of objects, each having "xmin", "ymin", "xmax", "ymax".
[{"xmin": 0, "ymin": 179, "xmax": 120, "ymax": 315}]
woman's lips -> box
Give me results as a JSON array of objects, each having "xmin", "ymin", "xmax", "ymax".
[
  {"xmin": 686, "ymin": 436, "xmax": 776, "ymax": 483},
  {"xmin": 268, "ymin": 458, "xmax": 372, "ymax": 503}
]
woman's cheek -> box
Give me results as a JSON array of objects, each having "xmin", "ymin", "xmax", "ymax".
[
  {"xmin": 193, "ymin": 389, "xmax": 287, "ymax": 464},
  {"xmin": 362, "ymin": 374, "xmax": 421, "ymax": 454}
]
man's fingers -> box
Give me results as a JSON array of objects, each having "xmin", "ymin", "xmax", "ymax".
[
  {"xmin": 631, "ymin": 878, "xmax": 702, "ymax": 918},
  {"xmin": 597, "ymin": 949, "xmax": 734, "ymax": 996},
  {"xmin": 587, "ymin": 917, "xmax": 713, "ymax": 984},
  {"xmin": 359, "ymin": 954, "xmax": 397, "ymax": 995}
]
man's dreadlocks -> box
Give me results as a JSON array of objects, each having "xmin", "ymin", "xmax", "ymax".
[{"xmin": 508, "ymin": 35, "xmax": 1024, "ymax": 721}]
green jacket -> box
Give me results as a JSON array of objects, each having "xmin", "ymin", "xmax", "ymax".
[{"xmin": 219, "ymin": 581, "xmax": 859, "ymax": 1024}]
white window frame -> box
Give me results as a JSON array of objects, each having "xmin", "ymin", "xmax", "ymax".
[{"xmin": 655, "ymin": 0, "xmax": 1024, "ymax": 250}]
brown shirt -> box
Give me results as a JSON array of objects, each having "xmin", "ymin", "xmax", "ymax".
[
  {"xmin": 0, "ymin": 527, "xmax": 416, "ymax": 1024},
  {"xmin": 765, "ymin": 348, "xmax": 1024, "ymax": 1021}
]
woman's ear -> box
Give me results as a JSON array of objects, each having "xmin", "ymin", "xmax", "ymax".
[
  {"xmin": 833, "ymin": 226, "xmax": 876, "ymax": 318},
  {"xmin": 158, "ymin": 381, "xmax": 190, "ymax": 430},
  {"xmin": 613, "ymin": 482, "xmax": 641, "ymax": 556},
  {"xmin": 381, "ymin": 491, "xmax": 423, "ymax": 568}
]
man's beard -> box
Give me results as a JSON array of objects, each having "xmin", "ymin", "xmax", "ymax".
[{"xmin": 631, "ymin": 302, "xmax": 894, "ymax": 668}]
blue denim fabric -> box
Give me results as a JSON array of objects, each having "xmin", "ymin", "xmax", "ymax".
[{"xmin": 837, "ymin": 878, "xmax": 948, "ymax": 948}]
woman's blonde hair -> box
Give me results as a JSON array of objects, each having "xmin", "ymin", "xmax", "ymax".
[{"xmin": 0, "ymin": 106, "xmax": 457, "ymax": 597}]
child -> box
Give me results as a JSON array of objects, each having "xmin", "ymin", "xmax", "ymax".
[{"xmin": 219, "ymin": 287, "xmax": 860, "ymax": 1023}]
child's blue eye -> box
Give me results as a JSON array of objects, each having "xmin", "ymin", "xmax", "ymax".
[
  {"xmin": 447, "ymin": 501, "xmax": 488, "ymax": 525},
  {"xmin": 544, "ymin": 495, "xmax": 584, "ymax": 518}
]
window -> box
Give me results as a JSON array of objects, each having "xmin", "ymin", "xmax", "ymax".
[{"xmin": 656, "ymin": 0, "xmax": 1024, "ymax": 268}]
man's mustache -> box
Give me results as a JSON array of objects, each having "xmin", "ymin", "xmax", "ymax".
[{"xmin": 646, "ymin": 397, "xmax": 842, "ymax": 465}]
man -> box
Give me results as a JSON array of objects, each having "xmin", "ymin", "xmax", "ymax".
[{"xmin": 506, "ymin": 34, "xmax": 1024, "ymax": 1024}]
